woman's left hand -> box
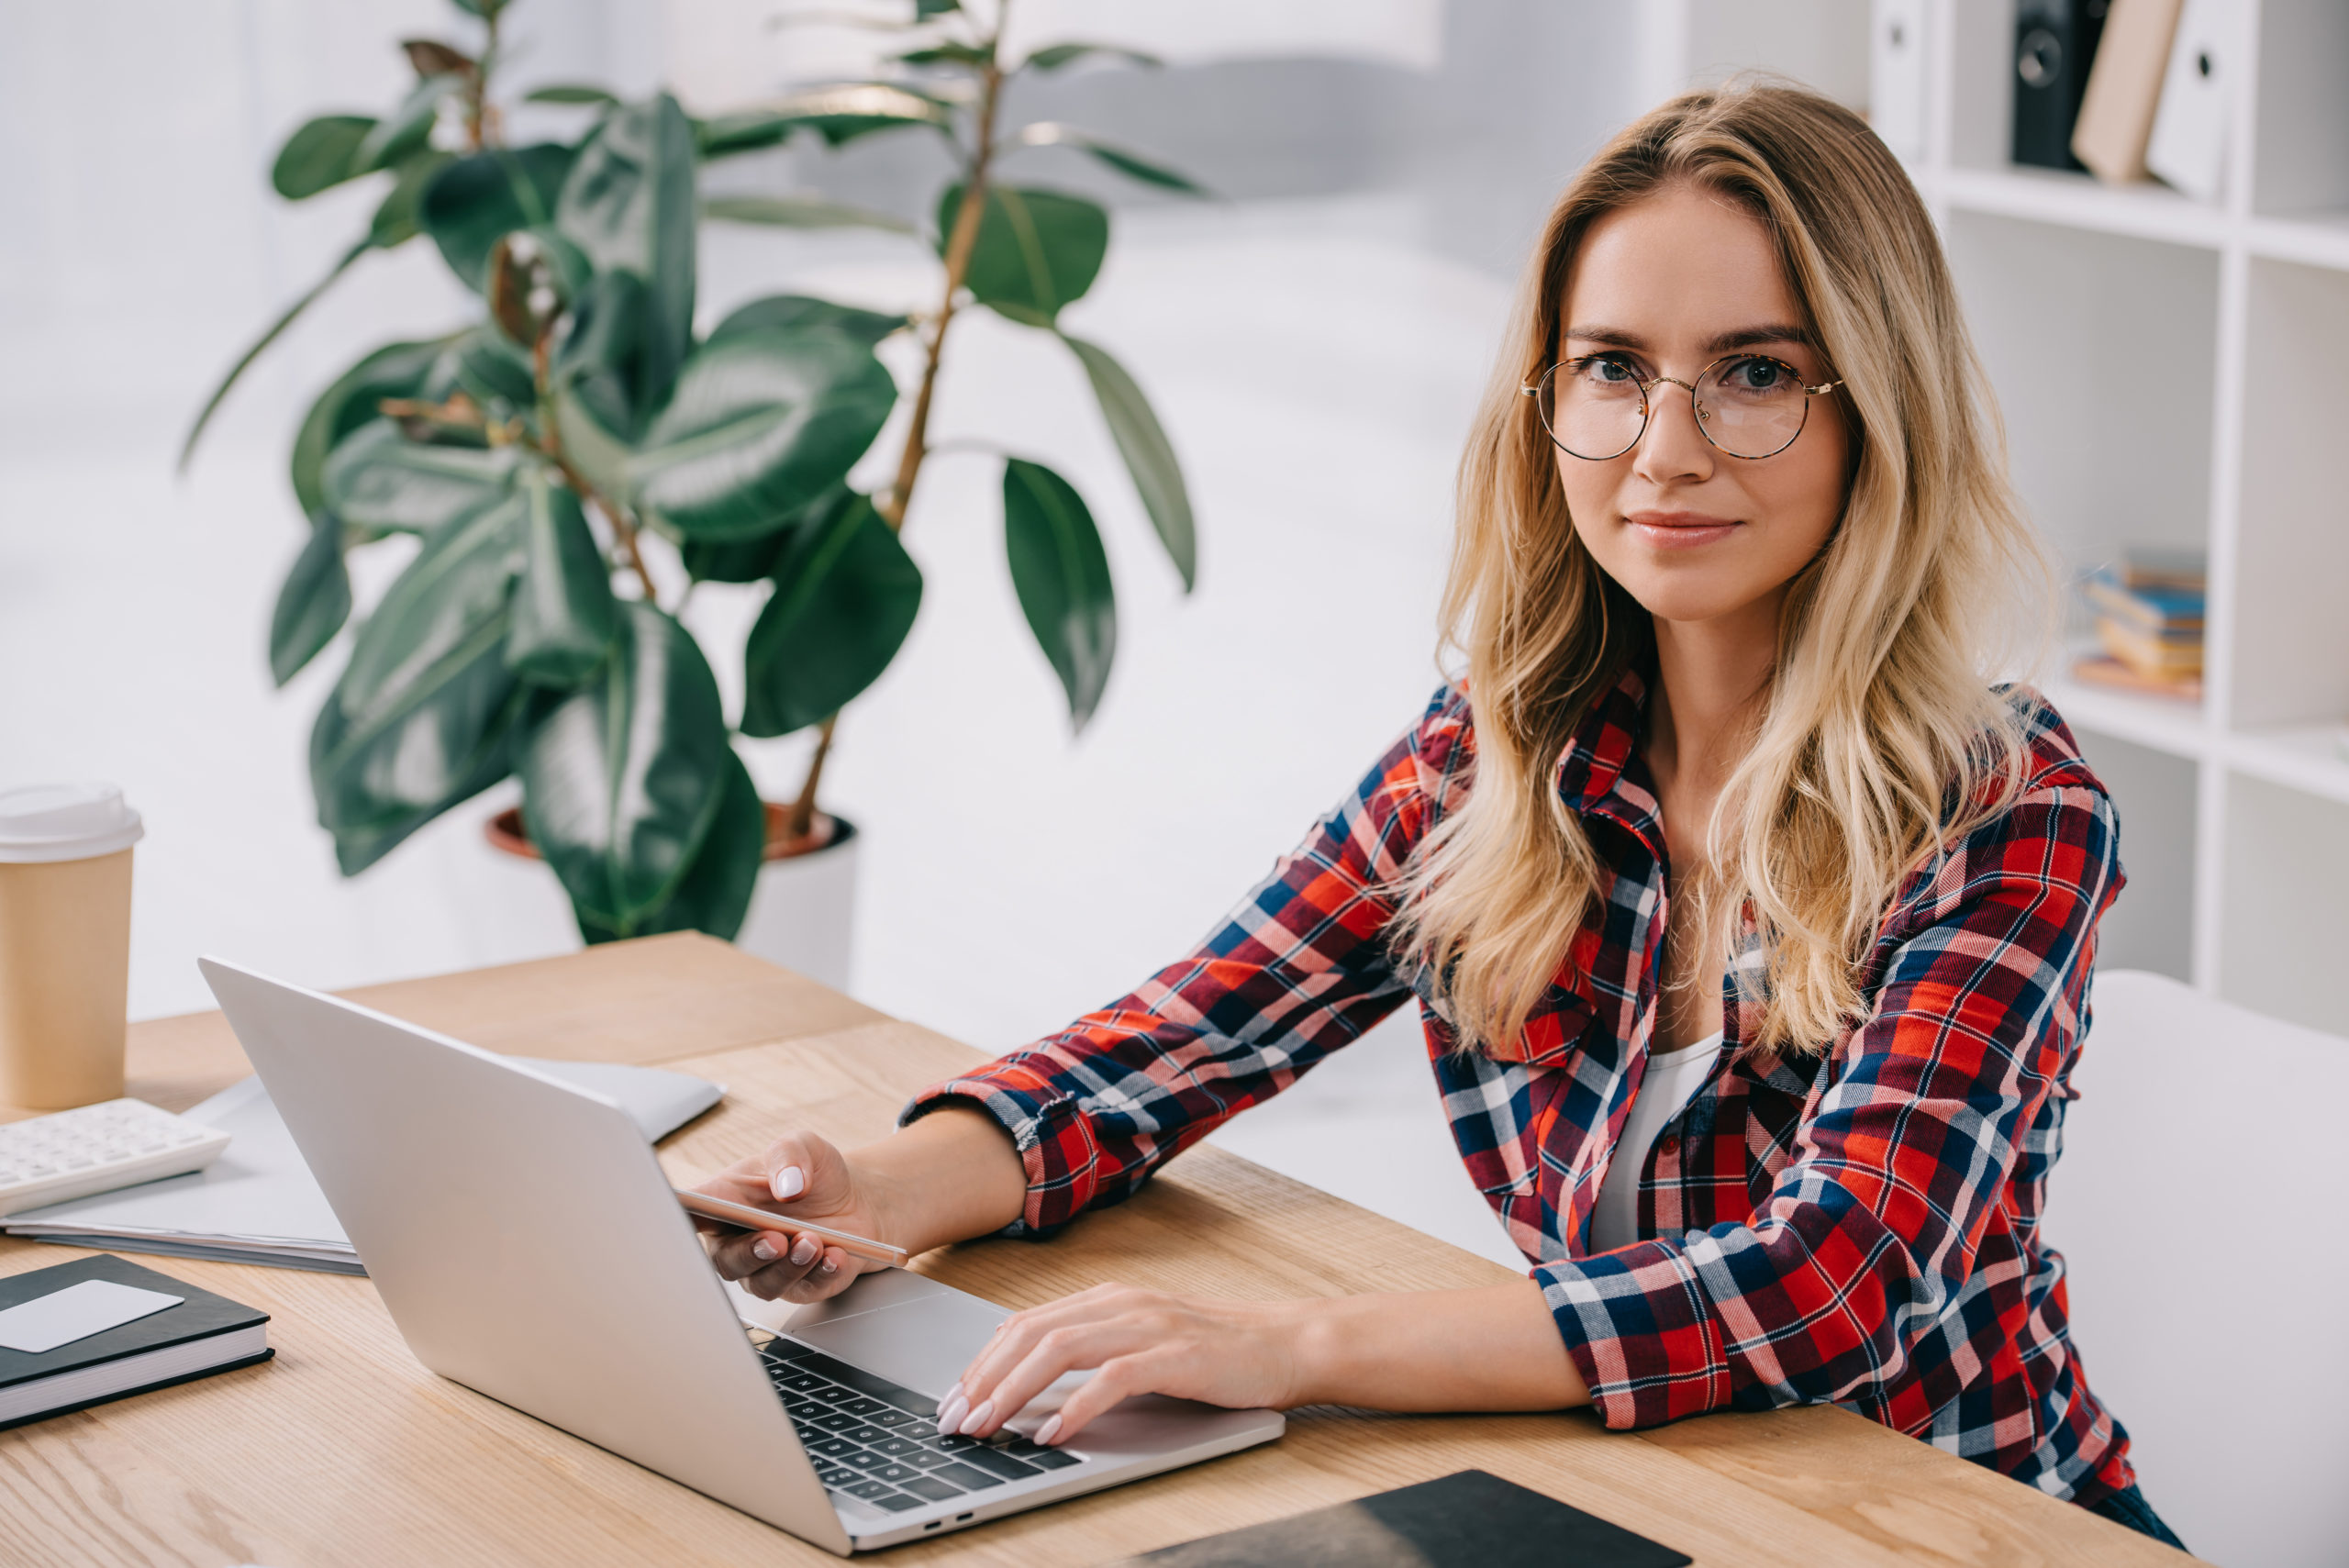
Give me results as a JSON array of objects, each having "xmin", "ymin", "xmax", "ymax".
[{"xmin": 935, "ymin": 1284, "xmax": 1309, "ymax": 1447}]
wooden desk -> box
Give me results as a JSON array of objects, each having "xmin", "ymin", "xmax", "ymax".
[{"xmin": 0, "ymin": 936, "xmax": 2182, "ymax": 1566}]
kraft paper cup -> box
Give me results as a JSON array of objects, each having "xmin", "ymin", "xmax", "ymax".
[{"xmin": 0, "ymin": 783, "xmax": 143, "ymax": 1109}]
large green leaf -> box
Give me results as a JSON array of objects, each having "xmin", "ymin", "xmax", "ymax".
[
  {"xmin": 550, "ymin": 269, "xmax": 652, "ymax": 450},
  {"xmin": 557, "ymin": 95, "xmax": 697, "ymax": 406},
  {"xmin": 1002, "ymin": 458, "xmax": 1115, "ymax": 730},
  {"xmin": 270, "ymin": 516, "xmax": 353, "ymax": 687},
  {"xmin": 936, "ymin": 184, "xmax": 1108, "ymax": 327},
  {"xmin": 518, "ymin": 601, "xmax": 732, "ymax": 934},
  {"xmin": 418, "ymin": 143, "xmax": 573, "ymax": 290},
  {"xmin": 629, "ymin": 327, "xmax": 897, "ymax": 541},
  {"xmin": 700, "ymin": 194, "xmax": 916, "ymax": 236},
  {"xmin": 309, "ymin": 495, "xmax": 529, "ymax": 873},
  {"xmin": 740, "ymin": 490, "xmax": 921, "ymax": 737},
  {"xmin": 574, "ymin": 744, "xmax": 765, "ymax": 943},
  {"xmin": 322, "ymin": 418, "xmax": 521, "ymax": 535},
  {"xmin": 696, "ymin": 83, "xmax": 946, "ymax": 157},
  {"xmin": 1015, "ymin": 123, "xmax": 1208, "ymax": 195},
  {"xmin": 681, "ymin": 482, "xmax": 838, "ymax": 584},
  {"xmin": 368, "ymin": 149, "xmax": 456, "ymax": 247},
  {"xmin": 273, "ymin": 115, "xmax": 377, "ymax": 199},
  {"xmin": 290, "ymin": 339, "xmax": 451, "ymax": 517},
  {"xmin": 1059, "ymin": 334, "xmax": 1196, "ymax": 590},
  {"xmin": 451, "ymin": 327, "xmax": 536, "ymax": 414},
  {"xmin": 707, "ymin": 294, "xmax": 907, "ymax": 350},
  {"xmin": 506, "ymin": 469, "xmax": 617, "ymax": 686}
]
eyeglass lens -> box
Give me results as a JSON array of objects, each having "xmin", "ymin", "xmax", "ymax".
[{"xmin": 1535, "ymin": 355, "xmax": 1812, "ymax": 461}]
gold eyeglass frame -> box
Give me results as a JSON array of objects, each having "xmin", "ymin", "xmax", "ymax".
[{"xmin": 1521, "ymin": 352, "xmax": 1845, "ymax": 462}]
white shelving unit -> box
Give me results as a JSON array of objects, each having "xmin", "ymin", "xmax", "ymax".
[{"xmin": 1654, "ymin": 1, "xmax": 2349, "ymax": 1038}]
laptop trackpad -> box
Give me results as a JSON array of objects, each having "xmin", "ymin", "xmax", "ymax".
[{"xmin": 785, "ymin": 1284, "xmax": 1010, "ymax": 1402}]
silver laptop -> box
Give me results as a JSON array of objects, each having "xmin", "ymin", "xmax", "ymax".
[{"xmin": 197, "ymin": 957, "xmax": 1283, "ymax": 1553}]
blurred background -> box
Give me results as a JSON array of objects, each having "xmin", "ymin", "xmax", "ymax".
[{"xmin": 6, "ymin": 5, "xmax": 2345, "ymax": 1559}]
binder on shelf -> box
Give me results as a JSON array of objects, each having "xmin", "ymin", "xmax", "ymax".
[
  {"xmin": 2072, "ymin": 0, "xmax": 2186, "ymax": 183},
  {"xmin": 2145, "ymin": 0, "xmax": 2234, "ymax": 202},
  {"xmin": 2012, "ymin": 0, "xmax": 2110, "ymax": 172},
  {"xmin": 1871, "ymin": 0, "xmax": 1929, "ymax": 162}
]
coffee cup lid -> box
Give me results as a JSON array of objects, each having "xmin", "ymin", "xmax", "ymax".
[{"xmin": 0, "ymin": 783, "xmax": 145, "ymax": 863}]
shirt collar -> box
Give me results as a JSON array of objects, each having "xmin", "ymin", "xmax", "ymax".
[{"xmin": 1553, "ymin": 665, "xmax": 1661, "ymax": 837}]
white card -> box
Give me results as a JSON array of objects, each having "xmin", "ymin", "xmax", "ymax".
[{"xmin": 0, "ymin": 1279, "xmax": 185, "ymax": 1354}]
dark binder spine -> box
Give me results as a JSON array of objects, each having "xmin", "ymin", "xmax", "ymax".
[{"xmin": 2013, "ymin": 0, "xmax": 2110, "ymax": 171}]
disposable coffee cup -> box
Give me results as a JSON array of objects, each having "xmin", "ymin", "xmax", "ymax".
[{"xmin": 0, "ymin": 783, "xmax": 143, "ymax": 1109}]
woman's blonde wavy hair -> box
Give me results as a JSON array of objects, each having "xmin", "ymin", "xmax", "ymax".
[{"xmin": 1391, "ymin": 82, "xmax": 2052, "ymax": 1060}]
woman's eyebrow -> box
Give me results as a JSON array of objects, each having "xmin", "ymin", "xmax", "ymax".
[{"xmin": 1560, "ymin": 324, "xmax": 1816, "ymax": 352}]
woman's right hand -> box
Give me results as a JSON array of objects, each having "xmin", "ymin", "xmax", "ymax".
[{"xmin": 692, "ymin": 1131, "xmax": 897, "ymax": 1304}]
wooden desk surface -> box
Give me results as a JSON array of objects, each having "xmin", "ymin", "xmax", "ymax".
[{"xmin": 0, "ymin": 935, "xmax": 2182, "ymax": 1567}]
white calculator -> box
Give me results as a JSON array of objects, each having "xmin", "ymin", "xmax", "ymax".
[{"xmin": 0, "ymin": 1098, "xmax": 231, "ymax": 1218}]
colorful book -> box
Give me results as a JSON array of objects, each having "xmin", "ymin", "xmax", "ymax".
[
  {"xmin": 2098, "ymin": 617, "xmax": 2204, "ymax": 677},
  {"xmin": 2072, "ymin": 652, "xmax": 2202, "ymax": 703},
  {"xmin": 2084, "ymin": 573, "xmax": 2203, "ymax": 637}
]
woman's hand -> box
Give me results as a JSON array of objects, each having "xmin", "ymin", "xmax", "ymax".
[
  {"xmin": 935, "ymin": 1284, "xmax": 1310, "ymax": 1447},
  {"xmin": 692, "ymin": 1130, "xmax": 896, "ymax": 1304}
]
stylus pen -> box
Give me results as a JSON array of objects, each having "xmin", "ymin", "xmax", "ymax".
[{"xmin": 675, "ymin": 1187, "xmax": 908, "ymax": 1267}]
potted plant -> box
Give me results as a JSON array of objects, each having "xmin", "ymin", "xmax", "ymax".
[{"xmin": 182, "ymin": 0, "xmax": 1202, "ymax": 957}]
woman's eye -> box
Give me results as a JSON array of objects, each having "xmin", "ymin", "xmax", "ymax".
[
  {"xmin": 1575, "ymin": 356, "xmax": 1639, "ymax": 385},
  {"xmin": 1723, "ymin": 357, "xmax": 1785, "ymax": 391}
]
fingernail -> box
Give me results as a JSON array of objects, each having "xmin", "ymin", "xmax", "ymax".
[
  {"xmin": 819, "ymin": 1256, "xmax": 839, "ymax": 1274},
  {"xmin": 751, "ymin": 1238, "xmax": 780, "ymax": 1262},
  {"xmin": 771, "ymin": 1166, "xmax": 806, "ymax": 1201},
  {"xmin": 957, "ymin": 1399, "xmax": 995, "ymax": 1436},
  {"xmin": 935, "ymin": 1387, "xmax": 967, "ymax": 1435},
  {"xmin": 1035, "ymin": 1414, "xmax": 1062, "ymax": 1446},
  {"xmin": 789, "ymin": 1235, "xmax": 819, "ymax": 1266}
]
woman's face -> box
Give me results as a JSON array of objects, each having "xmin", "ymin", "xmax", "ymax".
[{"xmin": 1552, "ymin": 184, "xmax": 1851, "ymax": 628}]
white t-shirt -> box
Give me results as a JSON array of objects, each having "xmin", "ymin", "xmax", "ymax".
[{"xmin": 1588, "ymin": 1030, "xmax": 1725, "ymax": 1252}]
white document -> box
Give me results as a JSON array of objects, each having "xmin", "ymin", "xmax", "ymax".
[
  {"xmin": 2146, "ymin": 0, "xmax": 2235, "ymax": 202},
  {"xmin": 1, "ymin": 1058, "xmax": 722, "ymax": 1272},
  {"xmin": 1869, "ymin": 0, "xmax": 1929, "ymax": 162},
  {"xmin": 0, "ymin": 1278, "xmax": 184, "ymax": 1354}
]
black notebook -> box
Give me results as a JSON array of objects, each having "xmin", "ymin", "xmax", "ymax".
[
  {"xmin": 0, "ymin": 1253, "xmax": 272, "ymax": 1429},
  {"xmin": 1115, "ymin": 1469, "xmax": 1692, "ymax": 1568}
]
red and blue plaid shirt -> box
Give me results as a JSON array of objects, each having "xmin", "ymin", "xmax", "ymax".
[{"xmin": 906, "ymin": 672, "xmax": 2134, "ymax": 1505}]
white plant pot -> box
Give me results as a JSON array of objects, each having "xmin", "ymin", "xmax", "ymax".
[{"xmin": 482, "ymin": 807, "xmax": 860, "ymax": 994}]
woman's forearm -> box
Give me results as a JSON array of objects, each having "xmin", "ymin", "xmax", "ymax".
[
  {"xmin": 1283, "ymin": 1279, "xmax": 1589, "ymax": 1412},
  {"xmin": 862, "ymin": 1103, "xmax": 1030, "ymax": 1257}
]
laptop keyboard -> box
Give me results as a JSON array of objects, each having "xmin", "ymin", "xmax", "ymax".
[{"xmin": 758, "ymin": 1337, "xmax": 1084, "ymax": 1516}]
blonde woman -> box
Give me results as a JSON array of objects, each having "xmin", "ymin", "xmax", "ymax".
[{"xmin": 696, "ymin": 84, "xmax": 2179, "ymax": 1546}]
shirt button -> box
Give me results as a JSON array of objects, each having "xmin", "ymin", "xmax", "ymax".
[{"xmin": 1657, "ymin": 1134, "xmax": 1680, "ymax": 1157}]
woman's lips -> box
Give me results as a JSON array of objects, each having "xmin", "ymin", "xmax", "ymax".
[{"xmin": 1624, "ymin": 510, "xmax": 1741, "ymax": 549}]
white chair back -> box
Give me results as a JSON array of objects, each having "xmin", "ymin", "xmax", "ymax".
[{"xmin": 2054, "ymin": 970, "xmax": 2348, "ymax": 1566}]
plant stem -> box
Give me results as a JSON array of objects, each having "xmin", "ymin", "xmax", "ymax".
[
  {"xmin": 784, "ymin": 715, "xmax": 838, "ymax": 842},
  {"xmin": 791, "ymin": 8, "xmax": 1010, "ymax": 823}
]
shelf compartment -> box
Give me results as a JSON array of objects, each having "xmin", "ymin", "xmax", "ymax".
[
  {"xmin": 2228, "ymin": 723, "xmax": 2349, "ymax": 808},
  {"xmin": 1943, "ymin": 210, "xmax": 2218, "ymax": 586},
  {"xmin": 2041, "ymin": 670, "xmax": 2208, "ymax": 762},
  {"xmin": 2217, "ymin": 773, "xmax": 2349, "ymax": 1037},
  {"xmin": 2252, "ymin": 0, "xmax": 2349, "ymax": 222},
  {"xmin": 2069, "ymin": 729, "xmax": 2197, "ymax": 984},
  {"xmin": 2229, "ymin": 257, "xmax": 2349, "ymax": 728}
]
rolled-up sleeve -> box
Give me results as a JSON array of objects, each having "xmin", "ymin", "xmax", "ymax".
[
  {"xmin": 1534, "ymin": 775, "xmax": 2121, "ymax": 1429},
  {"xmin": 901, "ymin": 690, "xmax": 1465, "ymax": 1236}
]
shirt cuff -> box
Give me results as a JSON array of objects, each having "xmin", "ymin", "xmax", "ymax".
[
  {"xmin": 898, "ymin": 1060, "xmax": 1104, "ymax": 1238},
  {"xmin": 1533, "ymin": 1239, "xmax": 1734, "ymax": 1429}
]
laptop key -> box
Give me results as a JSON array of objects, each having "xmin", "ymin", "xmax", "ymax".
[
  {"xmin": 905, "ymin": 1448, "xmax": 963, "ymax": 1469},
  {"xmin": 954, "ymin": 1445, "xmax": 1044, "ymax": 1481},
  {"xmin": 894, "ymin": 1473, "xmax": 968, "ymax": 1503},
  {"xmin": 818, "ymin": 1466, "xmax": 858, "ymax": 1487},
  {"xmin": 871, "ymin": 1492, "xmax": 927, "ymax": 1514},
  {"xmin": 808, "ymin": 1437, "xmax": 862, "ymax": 1459},
  {"xmin": 778, "ymin": 1372, "xmax": 831, "ymax": 1394},
  {"xmin": 842, "ymin": 1424, "xmax": 891, "ymax": 1445},
  {"xmin": 871, "ymin": 1462, "xmax": 923, "ymax": 1485},
  {"xmin": 841, "ymin": 1451, "xmax": 891, "ymax": 1472},
  {"xmin": 1024, "ymin": 1447, "xmax": 1084, "ymax": 1470},
  {"xmin": 838, "ymin": 1396, "xmax": 888, "ymax": 1418},
  {"xmin": 871, "ymin": 1436, "xmax": 922, "ymax": 1459},
  {"xmin": 813, "ymin": 1412, "xmax": 862, "ymax": 1433},
  {"xmin": 930, "ymin": 1433, "xmax": 986, "ymax": 1453},
  {"xmin": 868, "ymin": 1408, "xmax": 917, "ymax": 1429},
  {"xmin": 842, "ymin": 1479, "xmax": 895, "ymax": 1502},
  {"xmin": 928, "ymin": 1462, "xmax": 1009, "ymax": 1493}
]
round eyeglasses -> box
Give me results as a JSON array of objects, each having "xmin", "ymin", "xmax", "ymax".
[{"xmin": 1522, "ymin": 352, "xmax": 1844, "ymax": 462}]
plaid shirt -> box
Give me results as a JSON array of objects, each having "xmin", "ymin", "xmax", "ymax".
[{"xmin": 906, "ymin": 673, "xmax": 2133, "ymax": 1506}]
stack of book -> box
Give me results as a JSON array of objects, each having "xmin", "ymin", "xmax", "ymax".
[{"xmin": 2073, "ymin": 550, "xmax": 2205, "ymax": 703}]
